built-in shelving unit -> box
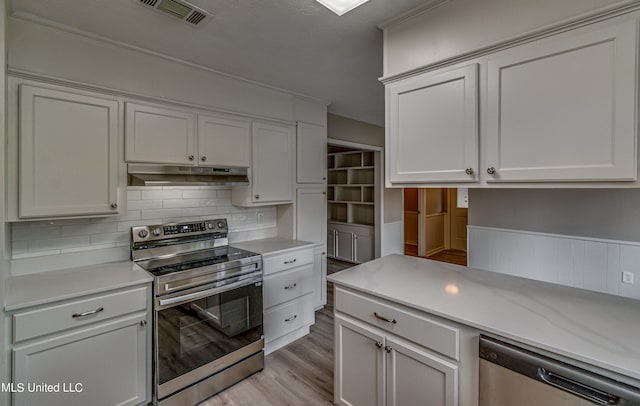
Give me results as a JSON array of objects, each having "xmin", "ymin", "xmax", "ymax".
[
  {"xmin": 327, "ymin": 146, "xmax": 376, "ymax": 264},
  {"xmin": 327, "ymin": 149, "xmax": 375, "ymax": 226}
]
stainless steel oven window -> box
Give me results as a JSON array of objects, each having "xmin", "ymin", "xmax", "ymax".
[{"xmin": 155, "ymin": 279, "xmax": 263, "ymax": 389}]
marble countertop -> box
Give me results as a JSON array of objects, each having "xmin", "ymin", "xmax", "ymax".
[
  {"xmin": 232, "ymin": 237, "xmax": 316, "ymax": 255},
  {"xmin": 328, "ymin": 254, "xmax": 640, "ymax": 383},
  {"xmin": 5, "ymin": 261, "xmax": 153, "ymax": 312}
]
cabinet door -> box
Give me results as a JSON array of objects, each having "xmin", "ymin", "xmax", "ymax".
[
  {"xmin": 485, "ymin": 20, "xmax": 637, "ymax": 182},
  {"xmin": 251, "ymin": 122, "xmax": 294, "ymax": 203},
  {"xmin": 13, "ymin": 313, "xmax": 149, "ymax": 406},
  {"xmin": 297, "ymin": 122, "xmax": 327, "ymax": 183},
  {"xmin": 387, "ymin": 64, "xmax": 478, "ymax": 183},
  {"xmin": 19, "ymin": 85, "xmax": 119, "ymax": 218},
  {"xmin": 386, "ymin": 336, "xmax": 458, "ymax": 406},
  {"xmin": 313, "ymin": 250, "xmax": 327, "ymax": 309},
  {"xmin": 328, "ymin": 228, "xmax": 336, "ymax": 258},
  {"xmin": 297, "ymin": 188, "xmax": 327, "ymax": 245},
  {"xmin": 354, "ymin": 232, "xmax": 373, "ymax": 264},
  {"xmin": 198, "ymin": 114, "xmax": 251, "ymax": 167},
  {"xmin": 334, "ymin": 314, "xmax": 385, "ymax": 406},
  {"xmin": 335, "ymin": 230, "xmax": 354, "ymax": 262},
  {"xmin": 125, "ymin": 102, "xmax": 195, "ymax": 165}
]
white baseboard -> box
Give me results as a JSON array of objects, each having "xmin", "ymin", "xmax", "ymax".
[{"xmin": 468, "ymin": 226, "xmax": 640, "ymax": 300}]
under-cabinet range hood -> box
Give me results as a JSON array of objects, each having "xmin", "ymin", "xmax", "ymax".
[{"xmin": 127, "ymin": 164, "xmax": 249, "ymax": 186}]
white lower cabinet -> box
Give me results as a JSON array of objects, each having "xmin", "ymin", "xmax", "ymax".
[
  {"xmin": 335, "ymin": 315, "xmax": 458, "ymax": 406},
  {"xmin": 328, "ymin": 223, "xmax": 374, "ymax": 264},
  {"xmin": 9, "ymin": 286, "xmax": 151, "ymax": 406},
  {"xmin": 312, "ymin": 247, "xmax": 327, "ymax": 309},
  {"xmin": 334, "ymin": 286, "xmax": 470, "ymax": 406},
  {"xmin": 262, "ymin": 245, "xmax": 316, "ymax": 354}
]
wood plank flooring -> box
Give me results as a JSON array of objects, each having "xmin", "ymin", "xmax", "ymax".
[
  {"xmin": 201, "ymin": 259, "xmax": 353, "ymax": 405},
  {"xmin": 426, "ymin": 249, "xmax": 467, "ymax": 266}
]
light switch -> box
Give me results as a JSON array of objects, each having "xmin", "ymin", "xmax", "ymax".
[{"xmin": 622, "ymin": 271, "xmax": 634, "ymax": 284}]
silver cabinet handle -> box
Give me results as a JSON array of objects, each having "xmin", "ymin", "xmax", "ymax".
[
  {"xmin": 375, "ymin": 341, "xmax": 383, "ymax": 349},
  {"xmin": 487, "ymin": 167, "xmax": 496, "ymax": 175},
  {"xmin": 255, "ymin": 194, "xmax": 260, "ymax": 199},
  {"xmin": 140, "ymin": 320, "xmax": 147, "ymax": 327},
  {"xmin": 72, "ymin": 307, "xmax": 104, "ymax": 318},
  {"xmin": 188, "ymin": 155, "xmax": 195, "ymax": 161},
  {"xmin": 284, "ymin": 315, "xmax": 297, "ymax": 322},
  {"xmin": 201, "ymin": 156, "xmax": 207, "ymax": 162},
  {"xmin": 110, "ymin": 203, "xmax": 118, "ymax": 209},
  {"xmin": 385, "ymin": 345, "xmax": 392, "ymax": 353},
  {"xmin": 284, "ymin": 259, "xmax": 297, "ymax": 265},
  {"xmin": 284, "ymin": 283, "xmax": 297, "ymax": 290},
  {"xmin": 374, "ymin": 312, "xmax": 397, "ymax": 324},
  {"xmin": 465, "ymin": 168, "xmax": 474, "ymax": 175}
]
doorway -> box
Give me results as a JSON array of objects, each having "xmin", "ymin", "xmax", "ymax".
[{"xmin": 403, "ymin": 188, "xmax": 468, "ymax": 266}]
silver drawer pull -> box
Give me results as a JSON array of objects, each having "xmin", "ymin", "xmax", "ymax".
[
  {"xmin": 284, "ymin": 283, "xmax": 297, "ymax": 290},
  {"xmin": 374, "ymin": 312, "xmax": 397, "ymax": 324},
  {"xmin": 284, "ymin": 315, "xmax": 297, "ymax": 322},
  {"xmin": 284, "ymin": 259, "xmax": 297, "ymax": 265},
  {"xmin": 72, "ymin": 307, "xmax": 104, "ymax": 319}
]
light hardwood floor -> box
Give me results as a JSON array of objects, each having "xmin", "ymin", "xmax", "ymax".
[
  {"xmin": 201, "ymin": 259, "xmax": 353, "ymax": 405},
  {"xmin": 426, "ymin": 249, "xmax": 467, "ymax": 266}
]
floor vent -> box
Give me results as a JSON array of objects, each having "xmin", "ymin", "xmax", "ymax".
[{"xmin": 137, "ymin": 0, "xmax": 212, "ymax": 27}]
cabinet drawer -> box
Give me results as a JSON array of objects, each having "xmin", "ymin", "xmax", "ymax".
[
  {"xmin": 13, "ymin": 286, "xmax": 148, "ymax": 343},
  {"xmin": 264, "ymin": 293, "xmax": 314, "ymax": 343},
  {"xmin": 264, "ymin": 265, "xmax": 314, "ymax": 309},
  {"xmin": 335, "ymin": 286, "xmax": 459, "ymax": 360},
  {"xmin": 263, "ymin": 248, "xmax": 313, "ymax": 275}
]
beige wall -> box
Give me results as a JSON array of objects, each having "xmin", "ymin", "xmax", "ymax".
[
  {"xmin": 468, "ymin": 189, "xmax": 640, "ymax": 242},
  {"xmin": 327, "ymin": 113, "xmax": 384, "ymax": 147}
]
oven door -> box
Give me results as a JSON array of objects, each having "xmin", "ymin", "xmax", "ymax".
[{"xmin": 154, "ymin": 274, "xmax": 263, "ymax": 400}]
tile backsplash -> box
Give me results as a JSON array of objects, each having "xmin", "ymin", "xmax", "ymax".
[{"xmin": 9, "ymin": 186, "xmax": 277, "ymax": 275}]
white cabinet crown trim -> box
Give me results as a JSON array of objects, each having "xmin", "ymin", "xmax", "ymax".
[{"xmin": 379, "ymin": 1, "xmax": 640, "ymax": 84}]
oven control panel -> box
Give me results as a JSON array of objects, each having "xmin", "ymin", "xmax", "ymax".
[{"xmin": 131, "ymin": 219, "xmax": 228, "ymax": 243}]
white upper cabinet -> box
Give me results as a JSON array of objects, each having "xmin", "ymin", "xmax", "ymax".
[
  {"xmin": 232, "ymin": 121, "xmax": 294, "ymax": 206},
  {"xmin": 198, "ymin": 114, "xmax": 251, "ymax": 167},
  {"xmin": 252, "ymin": 122, "xmax": 294, "ymax": 203},
  {"xmin": 19, "ymin": 85, "xmax": 119, "ymax": 218},
  {"xmin": 387, "ymin": 64, "xmax": 478, "ymax": 184},
  {"xmin": 125, "ymin": 102, "xmax": 195, "ymax": 165},
  {"xmin": 297, "ymin": 122, "xmax": 327, "ymax": 184},
  {"xmin": 485, "ymin": 19, "xmax": 637, "ymax": 182}
]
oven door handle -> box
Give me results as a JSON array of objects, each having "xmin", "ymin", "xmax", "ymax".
[{"xmin": 157, "ymin": 274, "xmax": 262, "ymax": 309}]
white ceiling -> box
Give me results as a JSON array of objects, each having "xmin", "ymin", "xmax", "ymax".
[{"xmin": 10, "ymin": 0, "xmax": 429, "ymax": 126}]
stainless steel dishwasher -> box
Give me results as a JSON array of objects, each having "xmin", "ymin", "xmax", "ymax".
[{"xmin": 479, "ymin": 335, "xmax": 640, "ymax": 406}]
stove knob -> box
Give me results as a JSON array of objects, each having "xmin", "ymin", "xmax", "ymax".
[
  {"xmin": 152, "ymin": 227, "xmax": 162, "ymax": 237},
  {"xmin": 217, "ymin": 221, "xmax": 225, "ymax": 229},
  {"xmin": 138, "ymin": 229, "xmax": 149, "ymax": 238},
  {"xmin": 207, "ymin": 223, "xmax": 214, "ymax": 230}
]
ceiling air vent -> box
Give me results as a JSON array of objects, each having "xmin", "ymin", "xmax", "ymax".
[{"xmin": 138, "ymin": 0, "xmax": 212, "ymax": 27}]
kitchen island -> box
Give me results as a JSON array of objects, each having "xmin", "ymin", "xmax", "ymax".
[{"xmin": 328, "ymin": 254, "xmax": 640, "ymax": 405}]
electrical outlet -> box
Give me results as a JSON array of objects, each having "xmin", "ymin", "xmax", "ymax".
[{"xmin": 622, "ymin": 271, "xmax": 634, "ymax": 285}]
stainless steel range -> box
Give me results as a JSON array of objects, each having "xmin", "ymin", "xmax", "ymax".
[{"xmin": 131, "ymin": 218, "xmax": 264, "ymax": 406}]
